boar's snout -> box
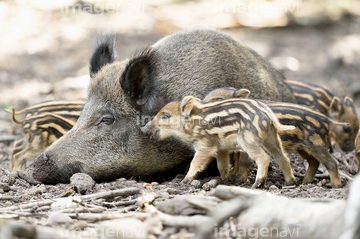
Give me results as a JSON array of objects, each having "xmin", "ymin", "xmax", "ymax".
[
  {"xmin": 141, "ymin": 124, "xmax": 160, "ymax": 141},
  {"xmin": 31, "ymin": 153, "xmax": 82, "ymax": 185}
]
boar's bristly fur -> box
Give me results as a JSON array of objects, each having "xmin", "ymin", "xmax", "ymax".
[{"xmin": 29, "ymin": 29, "xmax": 297, "ymax": 184}]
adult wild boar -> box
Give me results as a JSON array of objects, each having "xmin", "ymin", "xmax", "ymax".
[{"xmin": 28, "ymin": 29, "xmax": 296, "ymax": 184}]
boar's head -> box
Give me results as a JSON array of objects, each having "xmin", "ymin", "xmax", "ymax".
[{"xmin": 29, "ymin": 36, "xmax": 191, "ymax": 184}]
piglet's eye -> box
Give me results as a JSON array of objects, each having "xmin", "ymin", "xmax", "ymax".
[
  {"xmin": 98, "ymin": 117, "xmax": 115, "ymax": 125},
  {"xmin": 342, "ymin": 125, "xmax": 350, "ymax": 133},
  {"xmin": 213, "ymin": 97, "xmax": 224, "ymax": 101},
  {"xmin": 160, "ymin": 112, "xmax": 171, "ymax": 119}
]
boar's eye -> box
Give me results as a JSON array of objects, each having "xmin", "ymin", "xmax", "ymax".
[
  {"xmin": 160, "ymin": 112, "xmax": 171, "ymax": 120},
  {"xmin": 98, "ymin": 116, "xmax": 115, "ymax": 125}
]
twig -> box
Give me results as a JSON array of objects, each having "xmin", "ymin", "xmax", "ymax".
[
  {"xmin": 282, "ymin": 185, "xmax": 296, "ymax": 189},
  {"xmin": 0, "ymin": 135, "xmax": 21, "ymax": 142},
  {"xmin": 0, "ymin": 199, "xmax": 55, "ymax": 212},
  {"xmin": 145, "ymin": 204, "xmax": 209, "ymax": 228},
  {"xmin": 102, "ymin": 199, "xmax": 138, "ymax": 208},
  {"xmin": 58, "ymin": 207, "xmax": 106, "ymax": 214},
  {"xmin": 1, "ymin": 222, "xmax": 87, "ymax": 239},
  {"xmin": 67, "ymin": 212, "xmax": 149, "ymax": 223},
  {"xmin": 0, "ymin": 195, "xmax": 22, "ymax": 201},
  {"xmin": 212, "ymin": 185, "xmax": 270, "ymax": 200},
  {"xmin": 339, "ymin": 171, "xmax": 353, "ymax": 181},
  {"xmin": 0, "ymin": 187, "xmax": 140, "ymax": 212},
  {"xmin": 195, "ymin": 198, "xmax": 251, "ymax": 239},
  {"xmin": 80, "ymin": 187, "xmax": 140, "ymax": 200}
]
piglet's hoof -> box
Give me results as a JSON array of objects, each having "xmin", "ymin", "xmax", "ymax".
[
  {"xmin": 233, "ymin": 176, "xmax": 249, "ymax": 186},
  {"xmin": 285, "ymin": 178, "xmax": 298, "ymax": 186},
  {"xmin": 180, "ymin": 177, "xmax": 193, "ymax": 184},
  {"xmin": 251, "ymin": 178, "xmax": 265, "ymax": 189}
]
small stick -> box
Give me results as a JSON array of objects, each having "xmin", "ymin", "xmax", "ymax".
[
  {"xmin": 68, "ymin": 212, "xmax": 149, "ymax": 223},
  {"xmin": 144, "ymin": 204, "xmax": 210, "ymax": 228},
  {"xmin": 0, "ymin": 135, "xmax": 21, "ymax": 142},
  {"xmin": 212, "ymin": 185, "xmax": 269, "ymax": 200},
  {"xmin": 80, "ymin": 187, "xmax": 140, "ymax": 200}
]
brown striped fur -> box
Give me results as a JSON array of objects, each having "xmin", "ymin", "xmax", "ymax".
[
  {"xmin": 141, "ymin": 96, "xmax": 296, "ymax": 188},
  {"xmin": 286, "ymin": 80, "xmax": 359, "ymax": 150},
  {"xmin": 8, "ymin": 101, "xmax": 84, "ymax": 171},
  {"xmin": 203, "ymin": 87, "xmax": 351, "ymax": 188}
]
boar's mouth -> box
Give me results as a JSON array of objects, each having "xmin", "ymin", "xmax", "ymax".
[{"xmin": 29, "ymin": 153, "xmax": 83, "ymax": 184}]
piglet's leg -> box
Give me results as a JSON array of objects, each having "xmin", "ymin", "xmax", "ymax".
[
  {"xmin": 230, "ymin": 152, "xmax": 253, "ymax": 185},
  {"xmin": 181, "ymin": 148, "xmax": 217, "ymax": 184},
  {"xmin": 216, "ymin": 150, "xmax": 231, "ymax": 184}
]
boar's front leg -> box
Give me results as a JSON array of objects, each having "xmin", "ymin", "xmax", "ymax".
[{"xmin": 181, "ymin": 147, "xmax": 217, "ymax": 184}]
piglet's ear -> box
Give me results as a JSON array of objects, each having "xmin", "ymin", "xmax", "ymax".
[
  {"xmin": 180, "ymin": 96, "xmax": 195, "ymax": 117},
  {"xmin": 90, "ymin": 35, "xmax": 116, "ymax": 77},
  {"xmin": 235, "ymin": 89, "xmax": 251, "ymax": 98},
  {"xmin": 330, "ymin": 96, "xmax": 344, "ymax": 116},
  {"xmin": 344, "ymin": 96, "xmax": 354, "ymax": 107},
  {"xmin": 120, "ymin": 48, "xmax": 156, "ymax": 109}
]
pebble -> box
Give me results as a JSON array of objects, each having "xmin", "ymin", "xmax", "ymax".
[
  {"xmin": 99, "ymin": 218, "xmax": 147, "ymax": 239},
  {"xmin": 70, "ymin": 173, "xmax": 95, "ymax": 195},
  {"xmin": 47, "ymin": 212, "xmax": 73, "ymax": 225},
  {"xmin": 269, "ymin": 185, "xmax": 279, "ymax": 191},
  {"xmin": 50, "ymin": 197, "xmax": 78, "ymax": 211},
  {"xmin": 202, "ymin": 179, "xmax": 219, "ymax": 191},
  {"xmin": 69, "ymin": 220, "xmax": 88, "ymax": 231},
  {"xmin": 190, "ymin": 180, "xmax": 201, "ymax": 188}
]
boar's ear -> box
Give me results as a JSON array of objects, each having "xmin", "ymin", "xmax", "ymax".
[
  {"xmin": 120, "ymin": 48, "xmax": 156, "ymax": 109},
  {"xmin": 180, "ymin": 96, "xmax": 195, "ymax": 117},
  {"xmin": 90, "ymin": 35, "xmax": 116, "ymax": 77},
  {"xmin": 330, "ymin": 96, "xmax": 344, "ymax": 117},
  {"xmin": 234, "ymin": 89, "xmax": 251, "ymax": 98}
]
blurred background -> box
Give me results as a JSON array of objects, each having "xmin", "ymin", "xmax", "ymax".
[{"xmin": 0, "ymin": 0, "xmax": 359, "ymax": 134}]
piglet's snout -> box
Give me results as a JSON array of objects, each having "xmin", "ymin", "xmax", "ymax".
[{"xmin": 140, "ymin": 123, "xmax": 158, "ymax": 139}]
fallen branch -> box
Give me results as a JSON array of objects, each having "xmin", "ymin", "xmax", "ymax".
[
  {"xmin": 195, "ymin": 198, "xmax": 251, "ymax": 239},
  {"xmin": 203, "ymin": 181, "xmax": 353, "ymax": 239},
  {"xmin": 1, "ymin": 221, "xmax": 87, "ymax": 239},
  {"xmin": 0, "ymin": 187, "xmax": 140, "ymax": 213}
]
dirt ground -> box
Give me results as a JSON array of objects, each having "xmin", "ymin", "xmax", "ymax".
[{"xmin": 0, "ymin": 0, "xmax": 360, "ymax": 238}]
